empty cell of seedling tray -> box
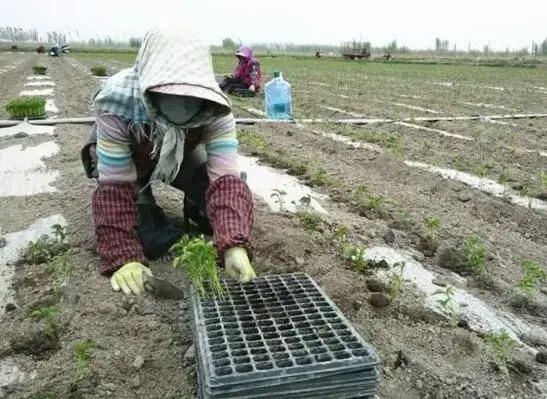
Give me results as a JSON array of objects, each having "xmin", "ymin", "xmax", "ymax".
[{"xmin": 190, "ymin": 273, "xmax": 380, "ymax": 399}]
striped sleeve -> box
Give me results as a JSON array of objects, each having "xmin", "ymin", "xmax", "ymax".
[
  {"xmin": 201, "ymin": 113, "xmax": 240, "ymax": 182},
  {"xmin": 96, "ymin": 113, "xmax": 137, "ymax": 183}
]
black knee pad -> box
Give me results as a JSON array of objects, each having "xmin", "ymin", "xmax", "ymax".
[
  {"xmin": 183, "ymin": 163, "xmax": 213, "ymax": 235},
  {"xmin": 183, "ymin": 166, "xmax": 248, "ymax": 236},
  {"xmin": 137, "ymin": 203, "xmax": 184, "ymax": 260}
]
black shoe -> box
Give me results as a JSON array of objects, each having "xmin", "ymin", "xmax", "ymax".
[{"xmin": 137, "ymin": 203, "xmax": 184, "ymax": 260}]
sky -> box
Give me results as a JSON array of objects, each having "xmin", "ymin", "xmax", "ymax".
[{"xmin": 1, "ymin": 0, "xmax": 546, "ymax": 51}]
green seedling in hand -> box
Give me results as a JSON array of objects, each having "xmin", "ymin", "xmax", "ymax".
[{"xmin": 171, "ymin": 235, "xmax": 224, "ymax": 299}]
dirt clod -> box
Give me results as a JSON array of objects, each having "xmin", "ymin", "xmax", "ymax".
[
  {"xmin": 130, "ymin": 375, "xmax": 141, "ymax": 388},
  {"xmin": 536, "ymin": 351, "xmax": 547, "ymax": 364},
  {"xmin": 184, "ymin": 344, "xmax": 196, "ymax": 366},
  {"xmin": 132, "ymin": 355, "xmax": 145, "ymax": 370},
  {"xmin": 383, "ymin": 229, "xmax": 396, "ymax": 245},
  {"xmin": 418, "ymin": 237, "xmax": 439, "ymax": 257},
  {"xmin": 369, "ymin": 292, "xmax": 391, "ymax": 308},
  {"xmin": 432, "ymin": 277, "xmax": 448, "ymax": 287},
  {"xmin": 0, "ymin": 236, "xmax": 7, "ymax": 248},
  {"xmin": 394, "ymin": 350, "xmax": 410, "ymax": 369},
  {"xmin": 366, "ymin": 278, "xmax": 388, "ymax": 292},
  {"xmin": 458, "ymin": 191, "xmax": 473, "ymax": 202},
  {"xmin": 5, "ymin": 303, "xmax": 16, "ymax": 312},
  {"xmin": 10, "ymin": 328, "xmax": 59, "ymax": 359},
  {"xmin": 367, "ymin": 259, "xmax": 390, "ymax": 269}
]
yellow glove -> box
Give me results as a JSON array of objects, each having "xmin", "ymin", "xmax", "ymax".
[
  {"xmin": 110, "ymin": 262, "xmax": 153, "ymax": 295},
  {"xmin": 224, "ymin": 247, "xmax": 256, "ymax": 283}
]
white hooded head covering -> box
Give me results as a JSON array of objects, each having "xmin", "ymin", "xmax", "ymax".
[{"xmin": 93, "ymin": 24, "xmax": 232, "ymax": 184}]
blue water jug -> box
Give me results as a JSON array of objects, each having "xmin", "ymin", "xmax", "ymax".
[{"xmin": 264, "ymin": 71, "xmax": 292, "ymax": 120}]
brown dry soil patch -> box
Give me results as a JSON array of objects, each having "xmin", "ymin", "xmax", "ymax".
[{"xmin": 1, "ymin": 58, "xmax": 545, "ymax": 399}]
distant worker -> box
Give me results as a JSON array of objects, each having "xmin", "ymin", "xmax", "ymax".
[
  {"xmin": 49, "ymin": 44, "xmax": 60, "ymax": 57},
  {"xmin": 219, "ymin": 46, "xmax": 262, "ymax": 96},
  {"xmin": 36, "ymin": 45, "xmax": 45, "ymax": 54},
  {"xmin": 315, "ymin": 51, "xmax": 321, "ymax": 58}
]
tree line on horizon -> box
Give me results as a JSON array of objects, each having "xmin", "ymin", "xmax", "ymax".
[{"xmin": 1, "ymin": 26, "xmax": 546, "ymax": 56}]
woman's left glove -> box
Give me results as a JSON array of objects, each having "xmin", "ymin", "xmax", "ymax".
[{"xmin": 224, "ymin": 247, "xmax": 256, "ymax": 283}]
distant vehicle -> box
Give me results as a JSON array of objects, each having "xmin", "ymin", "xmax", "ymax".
[
  {"xmin": 340, "ymin": 41, "xmax": 371, "ymax": 60},
  {"xmin": 48, "ymin": 44, "xmax": 70, "ymax": 56}
]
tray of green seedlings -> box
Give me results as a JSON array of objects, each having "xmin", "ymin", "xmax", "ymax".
[
  {"xmin": 6, "ymin": 96, "xmax": 47, "ymax": 120},
  {"xmin": 32, "ymin": 65, "xmax": 48, "ymax": 75},
  {"xmin": 90, "ymin": 66, "xmax": 107, "ymax": 77}
]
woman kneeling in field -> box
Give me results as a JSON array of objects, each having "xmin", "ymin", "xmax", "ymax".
[
  {"xmin": 81, "ymin": 25, "xmax": 256, "ymax": 296},
  {"xmin": 219, "ymin": 46, "xmax": 262, "ymax": 96}
]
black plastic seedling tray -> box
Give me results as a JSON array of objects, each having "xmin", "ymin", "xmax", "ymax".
[{"xmin": 190, "ymin": 273, "xmax": 380, "ymax": 399}]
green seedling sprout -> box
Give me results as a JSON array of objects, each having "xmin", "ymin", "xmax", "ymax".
[
  {"xmin": 476, "ymin": 165, "xmax": 489, "ymax": 178},
  {"xmin": 452, "ymin": 155, "xmax": 469, "ymax": 172},
  {"xmin": 331, "ymin": 225, "xmax": 349, "ymax": 242},
  {"xmin": 507, "ymin": 134, "xmax": 517, "ymax": 149},
  {"xmin": 271, "ymin": 189, "xmax": 287, "ymax": 212},
  {"xmin": 541, "ymin": 171, "xmax": 547, "ymax": 189},
  {"xmin": 50, "ymin": 252, "xmax": 75, "ymax": 297},
  {"xmin": 498, "ymin": 170, "xmax": 509, "ymax": 185},
  {"xmin": 386, "ymin": 135, "xmax": 403, "ymax": 159},
  {"xmin": 424, "ymin": 216, "xmax": 441, "ymax": 242},
  {"xmin": 311, "ymin": 168, "xmax": 328, "ymax": 186},
  {"xmin": 73, "ymin": 339, "xmax": 95, "ymax": 383},
  {"xmin": 484, "ymin": 329, "xmax": 518, "ymax": 374},
  {"xmin": 462, "ymin": 234, "xmax": 488, "ymax": 275},
  {"xmin": 514, "ymin": 259, "xmax": 546, "ymax": 305},
  {"xmin": 296, "ymin": 211, "xmax": 323, "ymax": 233},
  {"xmin": 389, "ymin": 261, "xmax": 406, "ymax": 302},
  {"xmin": 171, "ymin": 235, "xmax": 224, "ymax": 299},
  {"xmin": 433, "ymin": 286, "xmax": 467, "ymax": 327},
  {"xmin": 238, "ymin": 130, "xmax": 267, "ymax": 153},
  {"xmin": 31, "ymin": 306, "xmax": 60, "ymax": 337},
  {"xmin": 343, "ymin": 244, "xmax": 368, "ymax": 273},
  {"xmin": 23, "ymin": 224, "xmax": 68, "ymax": 264},
  {"xmin": 51, "ymin": 224, "xmax": 66, "ymax": 243}
]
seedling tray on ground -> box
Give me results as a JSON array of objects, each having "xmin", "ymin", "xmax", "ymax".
[{"xmin": 189, "ymin": 273, "xmax": 381, "ymax": 399}]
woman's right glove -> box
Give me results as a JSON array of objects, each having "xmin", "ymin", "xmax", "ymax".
[{"xmin": 111, "ymin": 262, "xmax": 153, "ymax": 295}]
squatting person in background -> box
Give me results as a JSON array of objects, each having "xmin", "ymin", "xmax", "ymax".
[
  {"xmin": 81, "ymin": 25, "xmax": 257, "ymax": 295},
  {"xmin": 219, "ymin": 46, "xmax": 262, "ymax": 96}
]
